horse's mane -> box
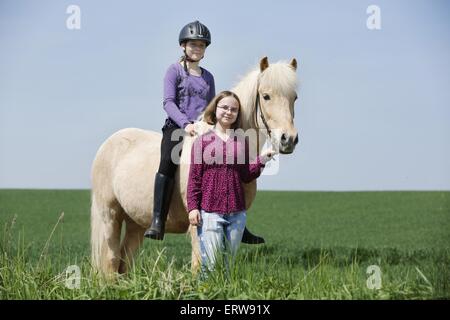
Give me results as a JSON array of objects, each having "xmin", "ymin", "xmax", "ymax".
[{"xmin": 231, "ymin": 68, "xmax": 259, "ymax": 130}]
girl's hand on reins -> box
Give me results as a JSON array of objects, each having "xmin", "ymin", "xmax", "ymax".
[{"xmin": 185, "ymin": 123, "xmax": 197, "ymax": 136}]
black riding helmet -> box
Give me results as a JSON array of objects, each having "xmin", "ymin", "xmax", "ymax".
[{"xmin": 178, "ymin": 20, "xmax": 211, "ymax": 46}]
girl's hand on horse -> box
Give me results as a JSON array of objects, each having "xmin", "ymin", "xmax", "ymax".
[
  {"xmin": 188, "ymin": 209, "xmax": 202, "ymax": 226},
  {"xmin": 185, "ymin": 123, "xmax": 197, "ymax": 136},
  {"xmin": 261, "ymin": 149, "xmax": 276, "ymax": 164}
]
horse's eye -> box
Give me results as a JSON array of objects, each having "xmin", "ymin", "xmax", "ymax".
[
  {"xmin": 263, "ymin": 94, "xmax": 270, "ymax": 101},
  {"xmin": 294, "ymin": 94, "xmax": 298, "ymax": 101}
]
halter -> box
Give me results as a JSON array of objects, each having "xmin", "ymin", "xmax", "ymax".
[
  {"xmin": 254, "ymin": 92, "xmax": 272, "ymax": 137},
  {"xmin": 183, "ymin": 54, "xmax": 202, "ymax": 74},
  {"xmin": 253, "ymin": 77, "xmax": 273, "ymax": 152}
]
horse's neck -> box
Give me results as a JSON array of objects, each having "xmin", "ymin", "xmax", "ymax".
[
  {"xmin": 232, "ymin": 71, "xmax": 266, "ymax": 154},
  {"xmin": 232, "ymin": 71, "xmax": 258, "ymax": 132}
]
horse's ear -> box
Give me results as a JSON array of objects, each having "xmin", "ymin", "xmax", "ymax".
[
  {"xmin": 260, "ymin": 57, "xmax": 269, "ymax": 72},
  {"xmin": 290, "ymin": 58, "xmax": 297, "ymax": 71}
]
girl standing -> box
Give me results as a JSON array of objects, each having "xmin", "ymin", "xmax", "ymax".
[{"xmin": 187, "ymin": 91, "xmax": 274, "ymax": 273}]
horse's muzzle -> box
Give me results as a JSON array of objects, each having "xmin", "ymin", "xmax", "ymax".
[{"xmin": 279, "ymin": 133, "xmax": 299, "ymax": 154}]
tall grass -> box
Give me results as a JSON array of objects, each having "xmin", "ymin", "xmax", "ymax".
[
  {"xmin": 0, "ymin": 218, "xmax": 448, "ymax": 299},
  {"xmin": 0, "ymin": 190, "xmax": 448, "ymax": 299}
]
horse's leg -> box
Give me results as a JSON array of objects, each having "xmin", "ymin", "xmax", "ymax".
[
  {"xmin": 101, "ymin": 206, "xmax": 124, "ymax": 280},
  {"xmin": 189, "ymin": 225, "xmax": 201, "ymax": 275},
  {"xmin": 118, "ymin": 216, "xmax": 146, "ymax": 274},
  {"xmin": 91, "ymin": 194, "xmax": 124, "ymax": 280},
  {"xmin": 104, "ymin": 216, "xmax": 123, "ymax": 279}
]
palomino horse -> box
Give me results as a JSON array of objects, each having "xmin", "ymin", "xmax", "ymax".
[{"xmin": 90, "ymin": 57, "xmax": 299, "ymax": 278}]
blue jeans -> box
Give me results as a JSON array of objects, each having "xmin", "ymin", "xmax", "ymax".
[{"xmin": 197, "ymin": 209, "xmax": 247, "ymax": 275}]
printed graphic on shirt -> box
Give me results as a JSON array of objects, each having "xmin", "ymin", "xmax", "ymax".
[{"xmin": 183, "ymin": 80, "xmax": 210, "ymax": 99}]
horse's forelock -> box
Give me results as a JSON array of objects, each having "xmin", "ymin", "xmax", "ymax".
[{"xmin": 259, "ymin": 62, "xmax": 298, "ymax": 99}]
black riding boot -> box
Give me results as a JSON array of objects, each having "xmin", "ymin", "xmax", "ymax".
[
  {"xmin": 241, "ymin": 226, "xmax": 265, "ymax": 244},
  {"xmin": 144, "ymin": 173, "xmax": 175, "ymax": 240}
]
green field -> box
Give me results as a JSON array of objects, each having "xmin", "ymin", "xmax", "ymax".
[{"xmin": 0, "ymin": 190, "xmax": 449, "ymax": 299}]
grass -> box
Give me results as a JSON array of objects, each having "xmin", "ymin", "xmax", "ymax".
[{"xmin": 0, "ymin": 190, "xmax": 449, "ymax": 299}]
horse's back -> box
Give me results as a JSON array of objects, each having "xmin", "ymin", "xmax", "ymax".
[
  {"xmin": 91, "ymin": 128, "xmax": 161, "ymax": 220},
  {"xmin": 92, "ymin": 128, "xmax": 161, "ymax": 183}
]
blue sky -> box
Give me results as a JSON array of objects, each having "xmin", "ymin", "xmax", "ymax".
[{"xmin": 0, "ymin": 0, "xmax": 449, "ymax": 190}]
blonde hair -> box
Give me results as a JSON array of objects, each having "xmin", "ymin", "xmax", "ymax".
[{"xmin": 203, "ymin": 91, "xmax": 242, "ymax": 129}]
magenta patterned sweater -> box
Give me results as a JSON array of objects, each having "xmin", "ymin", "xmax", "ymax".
[{"xmin": 187, "ymin": 130, "xmax": 265, "ymax": 214}]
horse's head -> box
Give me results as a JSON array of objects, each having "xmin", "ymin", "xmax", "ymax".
[{"xmin": 255, "ymin": 57, "xmax": 299, "ymax": 154}]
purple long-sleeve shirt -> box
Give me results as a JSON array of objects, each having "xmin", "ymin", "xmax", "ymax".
[
  {"xmin": 163, "ymin": 62, "xmax": 215, "ymax": 129},
  {"xmin": 187, "ymin": 130, "xmax": 266, "ymax": 214}
]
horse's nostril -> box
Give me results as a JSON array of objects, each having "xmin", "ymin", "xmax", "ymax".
[
  {"xmin": 281, "ymin": 133, "xmax": 287, "ymax": 143},
  {"xmin": 294, "ymin": 135, "xmax": 299, "ymax": 145}
]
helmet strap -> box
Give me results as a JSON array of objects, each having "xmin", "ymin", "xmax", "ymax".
[
  {"xmin": 183, "ymin": 56, "xmax": 188, "ymax": 74},
  {"xmin": 182, "ymin": 47, "xmax": 203, "ymax": 74}
]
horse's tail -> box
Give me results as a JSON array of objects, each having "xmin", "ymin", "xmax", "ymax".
[
  {"xmin": 90, "ymin": 130, "xmax": 128, "ymax": 277},
  {"xmin": 90, "ymin": 193, "xmax": 106, "ymax": 272}
]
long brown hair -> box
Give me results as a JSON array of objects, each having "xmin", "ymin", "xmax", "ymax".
[{"xmin": 203, "ymin": 91, "xmax": 242, "ymax": 129}]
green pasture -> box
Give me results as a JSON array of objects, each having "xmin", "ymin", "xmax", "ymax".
[{"xmin": 0, "ymin": 190, "xmax": 449, "ymax": 299}]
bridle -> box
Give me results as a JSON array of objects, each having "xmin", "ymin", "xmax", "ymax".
[{"xmin": 253, "ymin": 77, "xmax": 273, "ymax": 152}]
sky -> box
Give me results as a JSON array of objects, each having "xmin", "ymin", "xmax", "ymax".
[{"xmin": 0, "ymin": 0, "xmax": 449, "ymax": 191}]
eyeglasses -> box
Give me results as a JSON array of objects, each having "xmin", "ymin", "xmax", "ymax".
[{"xmin": 217, "ymin": 105, "xmax": 239, "ymax": 113}]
